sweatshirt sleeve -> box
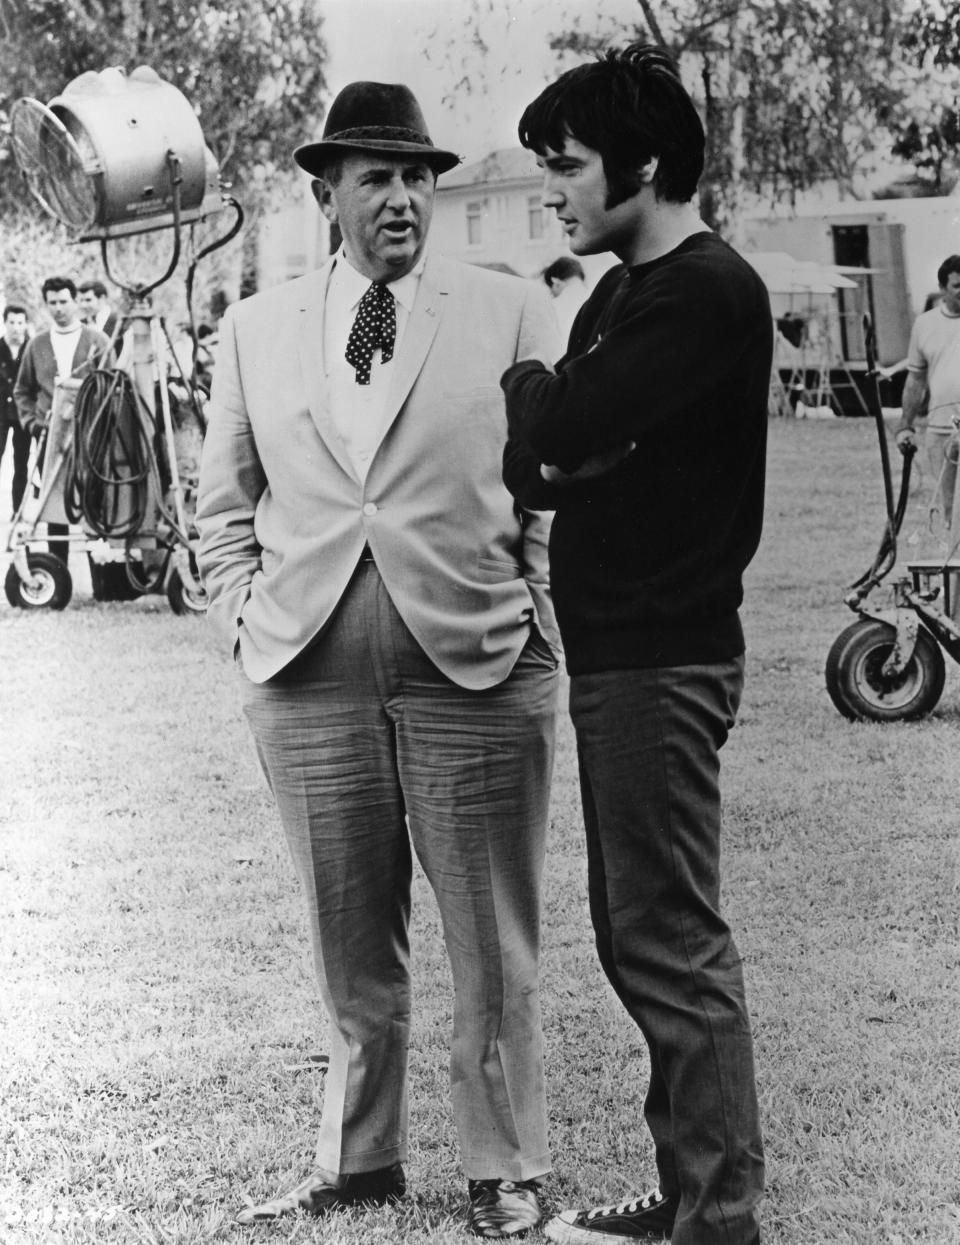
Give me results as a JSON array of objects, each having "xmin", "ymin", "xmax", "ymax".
[
  {"xmin": 501, "ymin": 282, "xmax": 565, "ymax": 509},
  {"xmin": 502, "ymin": 258, "xmax": 760, "ymax": 474}
]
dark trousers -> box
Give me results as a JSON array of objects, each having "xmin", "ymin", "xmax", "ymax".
[
  {"xmin": 0, "ymin": 417, "xmax": 30, "ymax": 514},
  {"xmin": 569, "ymin": 657, "xmax": 763, "ymax": 1245}
]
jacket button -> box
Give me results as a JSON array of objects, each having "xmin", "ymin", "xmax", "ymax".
[{"xmin": 362, "ymin": 502, "xmax": 378, "ymax": 516}]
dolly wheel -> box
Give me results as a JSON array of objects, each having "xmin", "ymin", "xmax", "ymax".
[
  {"xmin": 167, "ymin": 566, "xmax": 208, "ymax": 615},
  {"xmin": 825, "ymin": 618, "xmax": 945, "ymax": 722},
  {"xmin": 4, "ymin": 552, "xmax": 73, "ymax": 611}
]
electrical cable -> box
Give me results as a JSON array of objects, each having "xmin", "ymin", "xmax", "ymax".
[
  {"xmin": 59, "ymin": 194, "xmax": 242, "ymax": 600},
  {"xmin": 64, "ymin": 367, "xmax": 178, "ymax": 593},
  {"xmin": 843, "ymin": 313, "xmax": 918, "ymax": 607},
  {"xmin": 846, "ymin": 446, "xmax": 916, "ymax": 604},
  {"xmin": 64, "ymin": 368, "xmax": 155, "ymax": 538}
]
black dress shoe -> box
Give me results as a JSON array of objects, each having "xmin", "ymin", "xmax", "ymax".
[
  {"xmin": 467, "ymin": 1178, "xmax": 543, "ymax": 1238},
  {"xmin": 236, "ymin": 1162, "xmax": 405, "ymax": 1224}
]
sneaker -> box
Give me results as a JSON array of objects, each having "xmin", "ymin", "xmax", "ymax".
[
  {"xmin": 236, "ymin": 1161, "xmax": 405, "ymax": 1224},
  {"xmin": 543, "ymin": 1188, "xmax": 678, "ymax": 1243},
  {"xmin": 467, "ymin": 1177, "xmax": 543, "ymax": 1238}
]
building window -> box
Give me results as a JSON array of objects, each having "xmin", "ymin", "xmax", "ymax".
[
  {"xmin": 466, "ymin": 200, "xmax": 483, "ymax": 246},
  {"xmin": 527, "ymin": 195, "xmax": 544, "ymax": 240}
]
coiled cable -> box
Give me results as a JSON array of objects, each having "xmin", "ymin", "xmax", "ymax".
[
  {"xmin": 64, "ymin": 368, "xmax": 156, "ymax": 539},
  {"xmin": 64, "ymin": 368, "xmax": 181, "ymax": 593}
]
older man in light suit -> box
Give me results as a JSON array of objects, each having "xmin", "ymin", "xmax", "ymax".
[{"xmin": 196, "ymin": 82, "xmax": 561, "ymax": 1238}]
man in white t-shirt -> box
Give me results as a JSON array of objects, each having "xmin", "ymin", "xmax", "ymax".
[
  {"xmin": 14, "ymin": 276, "xmax": 110, "ymax": 562},
  {"xmin": 897, "ymin": 256, "xmax": 960, "ymax": 531}
]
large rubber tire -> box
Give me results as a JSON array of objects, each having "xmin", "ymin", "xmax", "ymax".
[
  {"xmin": 4, "ymin": 552, "xmax": 73, "ymax": 611},
  {"xmin": 825, "ymin": 618, "xmax": 946, "ymax": 722},
  {"xmin": 4, "ymin": 569, "xmax": 21, "ymax": 607},
  {"xmin": 167, "ymin": 565, "xmax": 208, "ymax": 615}
]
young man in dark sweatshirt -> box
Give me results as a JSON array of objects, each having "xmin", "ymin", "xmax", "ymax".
[{"xmin": 501, "ymin": 43, "xmax": 771, "ymax": 1245}]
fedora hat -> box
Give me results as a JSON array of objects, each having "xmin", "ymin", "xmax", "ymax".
[{"xmin": 294, "ymin": 81, "xmax": 461, "ymax": 176}]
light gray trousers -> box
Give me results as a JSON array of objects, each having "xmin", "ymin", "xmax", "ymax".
[{"xmin": 240, "ymin": 561, "xmax": 559, "ymax": 1181}]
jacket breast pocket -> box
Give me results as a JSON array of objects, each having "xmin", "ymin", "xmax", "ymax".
[{"xmin": 477, "ymin": 556, "xmax": 521, "ymax": 580}]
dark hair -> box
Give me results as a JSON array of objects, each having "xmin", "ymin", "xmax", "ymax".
[
  {"xmin": 3, "ymin": 304, "xmax": 28, "ymax": 320},
  {"xmin": 543, "ymin": 257, "xmax": 585, "ymax": 285},
  {"xmin": 41, "ymin": 276, "xmax": 77, "ymax": 300},
  {"xmin": 518, "ymin": 42, "xmax": 705, "ymax": 207},
  {"xmin": 78, "ymin": 279, "xmax": 108, "ymax": 299},
  {"xmin": 937, "ymin": 256, "xmax": 960, "ymax": 288}
]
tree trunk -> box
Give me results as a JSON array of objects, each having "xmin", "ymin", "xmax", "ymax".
[{"xmin": 724, "ymin": 10, "xmax": 747, "ymax": 248}]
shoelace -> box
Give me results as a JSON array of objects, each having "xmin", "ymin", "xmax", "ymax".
[{"xmin": 587, "ymin": 1188, "xmax": 664, "ymax": 1220}]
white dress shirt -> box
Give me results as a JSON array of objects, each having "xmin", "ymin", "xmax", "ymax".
[{"xmin": 324, "ymin": 248, "xmax": 425, "ymax": 481}]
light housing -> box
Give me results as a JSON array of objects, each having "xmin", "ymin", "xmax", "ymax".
[{"xmin": 11, "ymin": 65, "xmax": 223, "ymax": 241}]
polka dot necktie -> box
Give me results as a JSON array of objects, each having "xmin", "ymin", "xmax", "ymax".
[{"xmin": 345, "ymin": 281, "xmax": 396, "ymax": 385}]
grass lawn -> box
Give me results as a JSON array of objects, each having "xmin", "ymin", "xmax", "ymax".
[{"xmin": 1, "ymin": 415, "xmax": 958, "ymax": 1244}]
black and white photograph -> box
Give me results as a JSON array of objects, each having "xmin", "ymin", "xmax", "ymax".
[{"xmin": 1, "ymin": 2, "xmax": 958, "ymax": 1243}]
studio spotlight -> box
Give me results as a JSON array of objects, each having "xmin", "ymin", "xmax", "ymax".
[{"xmin": 10, "ymin": 64, "xmax": 223, "ymax": 241}]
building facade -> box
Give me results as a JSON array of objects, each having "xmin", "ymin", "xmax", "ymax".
[
  {"xmin": 431, "ymin": 147, "xmax": 616, "ymax": 285},
  {"xmin": 743, "ymin": 195, "xmax": 960, "ymax": 366}
]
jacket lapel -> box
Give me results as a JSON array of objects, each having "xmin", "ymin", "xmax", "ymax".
[
  {"xmin": 36, "ymin": 334, "xmax": 56, "ymax": 384},
  {"xmin": 296, "ymin": 262, "xmax": 359, "ymax": 482},
  {"xmin": 380, "ymin": 253, "xmax": 447, "ymax": 436}
]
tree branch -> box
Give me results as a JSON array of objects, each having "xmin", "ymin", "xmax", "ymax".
[{"xmin": 636, "ymin": 0, "xmax": 667, "ymax": 48}]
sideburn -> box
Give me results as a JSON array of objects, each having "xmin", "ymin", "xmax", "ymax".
[{"xmin": 603, "ymin": 168, "xmax": 644, "ymax": 210}]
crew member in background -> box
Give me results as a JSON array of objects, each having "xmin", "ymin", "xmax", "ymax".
[
  {"xmin": 77, "ymin": 278, "xmax": 122, "ymax": 348},
  {"xmin": 541, "ymin": 256, "xmax": 589, "ymax": 338},
  {"xmin": 14, "ymin": 277, "xmax": 110, "ymax": 563},
  {"xmin": 0, "ymin": 304, "xmax": 31, "ymax": 517},
  {"xmin": 896, "ymin": 255, "xmax": 960, "ymax": 533}
]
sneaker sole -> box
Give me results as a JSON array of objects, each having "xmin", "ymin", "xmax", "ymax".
[{"xmin": 543, "ymin": 1210, "xmax": 671, "ymax": 1244}]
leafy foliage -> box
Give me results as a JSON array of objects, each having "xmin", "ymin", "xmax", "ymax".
[
  {"xmin": 886, "ymin": 0, "xmax": 960, "ymax": 193},
  {"xmin": 0, "ymin": 0, "xmax": 328, "ymax": 218},
  {"xmin": 736, "ymin": 1, "xmax": 905, "ymax": 199},
  {"xmin": 902, "ymin": 0, "xmax": 960, "ymax": 69},
  {"xmin": 442, "ymin": 0, "xmax": 960, "ymax": 238},
  {"xmin": 891, "ymin": 107, "xmax": 960, "ymax": 194},
  {"xmin": 547, "ymin": 0, "xmax": 910, "ymax": 233}
]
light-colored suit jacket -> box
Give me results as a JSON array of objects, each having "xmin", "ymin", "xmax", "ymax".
[{"xmin": 196, "ymin": 252, "xmax": 562, "ymax": 688}]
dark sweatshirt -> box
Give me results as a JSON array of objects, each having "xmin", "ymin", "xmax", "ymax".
[{"xmin": 501, "ymin": 231, "xmax": 771, "ymax": 674}]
